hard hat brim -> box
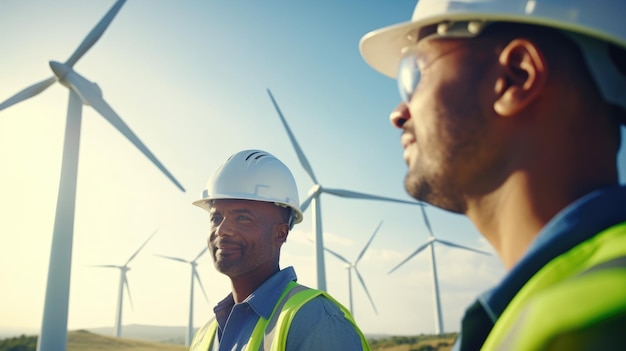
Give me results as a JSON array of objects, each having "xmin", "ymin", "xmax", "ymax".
[{"xmin": 360, "ymin": 11, "xmax": 626, "ymax": 80}]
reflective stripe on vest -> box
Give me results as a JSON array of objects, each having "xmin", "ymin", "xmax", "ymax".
[
  {"xmin": 189, "ymin": 281, "xmax": 370, "ymax": 351},
  {"xmin": 482, "ymin": 221, "xmax": 626, "ymax": 350}
]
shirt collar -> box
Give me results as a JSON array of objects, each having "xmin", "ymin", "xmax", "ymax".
[
  {"xmin": 244, "ymin": 266, "xmax": 298, "ymax": 319},
  {"xmin": 214, "ymin": 266, "xmax": 298, "ymax": 321},
  {"xmin": 478, "ymin": 184, "xmax": 626, "ymax": 321}
]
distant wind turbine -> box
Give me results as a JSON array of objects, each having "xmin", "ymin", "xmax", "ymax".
[
  {"xmin": 93, "ymin": 230, "xmax": 158, "ymax": 338},
  {"xmin": 154, "ymin": 247, "xmax": 209, "ymax": 347},
  {"xmin": 388, "ymin": 206, "xmax": 491, "ymax": 335},
  {"xmin": 322, "ymin": 220, "xmax": 383, "ymax": 319},
  {"xmin": 0, "ymin": 1, "xmax": 185, "ymax": 350},
  {"xmin": 267, "ymin": 88, "xmax": 422, "ymax": 291}
]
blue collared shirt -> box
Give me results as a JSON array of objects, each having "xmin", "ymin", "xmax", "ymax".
[
  {"xmin": 212, "ymin": 266, "xmax": 364, "ymax": 351},
  {"xmin": 453, "ymin": 185, "xmax": 626, "ymax": 350}
]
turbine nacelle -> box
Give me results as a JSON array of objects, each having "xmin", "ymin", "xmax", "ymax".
[
  {"xmin": 309, "ymin": 184, "xmax": 322, "ymax": 196},
  {"xmin": 49, "ymin": 61, "xmax": 102, "ymax": 106}
]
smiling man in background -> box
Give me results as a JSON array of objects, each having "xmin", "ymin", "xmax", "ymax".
[{"xmin": 190, "ymin": 149, "xmax": 370, "ymax": 350}]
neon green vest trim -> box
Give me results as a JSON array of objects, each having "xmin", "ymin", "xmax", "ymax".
[
  {"xmin": 189, "ymin": 281, "xmax": 370, "ymax": 350},
  {"xmin": 482, "ymin": 221, "xmax": 626, "ymax": 350}
]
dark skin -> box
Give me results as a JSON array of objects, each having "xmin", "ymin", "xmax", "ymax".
[
  {"xmin": 389, "ymin": 32, "xmax": 620, "ymax": 269},
  {"xmin": 207, "ymin": 199, "xmax": 290, "ymax": 303}
]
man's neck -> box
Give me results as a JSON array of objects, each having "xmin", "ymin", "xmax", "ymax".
[{"xmin": 229, "ymin": 267, "xmax": 280, "ymax": 303}]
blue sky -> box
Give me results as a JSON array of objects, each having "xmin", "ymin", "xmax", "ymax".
[{"xmin": 1, "ymin": 0, "xmax": 624, "ymax": 338}]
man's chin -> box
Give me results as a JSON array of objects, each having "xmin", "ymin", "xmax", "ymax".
[{"xmin": 404, "ymin": 172, "xmax": 427, "ymax": 202}]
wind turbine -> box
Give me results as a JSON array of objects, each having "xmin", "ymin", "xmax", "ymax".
[
  {"xmin": 93, "ymin": 230, "xmax": 158, "ymax": 338},
  {"xmin": 267, "ymin": 89, "xmax": 422, "ymax": 291},
  {"xmin": 154, "ymin": 247, "xmax": 210, "ymax": 347},
  {"xmin": 0, "ymin": 2, "xmax": 185, "ymax": 350},
  {"xmin": 322, "ymin": 220, "xmax": 383, "ymax": 319},
  {"xmin": 388, "ymin": 206, "xmax": 491, "ymax": 335}
]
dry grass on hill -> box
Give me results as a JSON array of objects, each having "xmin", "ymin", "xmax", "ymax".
[
  {"xmin": 2, "ymin": 329, "xmax": 457, "ymax": 351},
  {"xmin": 67, "ymin": 330, "xmax": 187, "ymax": 351}
]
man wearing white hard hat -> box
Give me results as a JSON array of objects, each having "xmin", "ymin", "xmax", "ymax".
[
  {"xmin": 190, "ymin": 149, "xmax": 370, "ymax": 350},
  {"xmin": 360, "ymin": 0, "xmax": 626, "ymax": 350}
]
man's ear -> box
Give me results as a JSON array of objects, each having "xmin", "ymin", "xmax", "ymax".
[
  {"xmin": 275, "ymin": 223, "xmax": 289, "ymax": 244},
  {"xmin": 493, "ymin": 38, "xmax": 548, "ymax": 117}
]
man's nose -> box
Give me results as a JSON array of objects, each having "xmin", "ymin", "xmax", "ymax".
[
  {"xmin": 215, "ymin": 218, "xmax": 234, "ymax": 237},
  {"xmin": 390, "ymin": 102, "xmax": 411, "ymax": 128}
]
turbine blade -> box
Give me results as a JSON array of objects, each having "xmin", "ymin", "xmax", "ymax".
[
  {"xmin": 0, "ymin": 77, "xmax": 56, "ymax": 111},
  {"xmin": 123, "ymin": 274, "xmax": 134, "ymax": 311},
  {"xmin": 355, "ymin": 220, "xmax": 383, "ymax": 264},
  {"xmin": 324, "ymin": 188, "xmax": 422, "ymax": 206},
  {"xmin": 299, "ymin": 192, "xmax": 315, "ymax": 213},
  {"xmin": 65, "ymin": 0, "xmax": 127, "ymax": 67},
  {"xmin": 91, "ymin": 264, "xmax": 120, "ymax": 269},
  {"xmin": 323, "ymin": 247, "xmax": 350, "ymax": 265},
  {"xmin": 154, "ymin": 254, "xmax": 188, "ymax": 263},
  {"xmin": 65, "ymin": 72, "xmax": 185, "ymax": 192},
  {"xmin": 436, "ymin": 239, "xmax": 492, "ymax": 256},
  {"xmin": 266, "ymin": 89, "xmax": 318, "ymax": 184},
  {"xmin": 354, "ymin": 268, "xmax": 378, "ymax": 315},
  {"xmin": 126, "ymin": 230, "xmax": 158, "ymax": 265},
  {"xmin": 192, "ymin": 247, "xmax": 209, "ymax": 262},
  {"xmin": 193, "ymin": 267, "xmax": 209, "ymax": 303},
  {"xmin": 420, "ymin": 206, "xmax": 435, "ymax": 237},
  {"xmin": 388, "ymin": 242, "xmax": 430, "ymax": 274}
]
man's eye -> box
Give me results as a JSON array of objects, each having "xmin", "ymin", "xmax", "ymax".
[
  {"xmin": 210, "ymin": 216, "xmax": 223, "ymax": 225},
  {"xmin": 237, "ymin": 215, "xmax": 252, "ymax": 222}
]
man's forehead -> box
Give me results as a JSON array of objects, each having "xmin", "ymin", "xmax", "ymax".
[{"xmin": 209, "ymin": 199, "xmax": 273, "ymax": 212}]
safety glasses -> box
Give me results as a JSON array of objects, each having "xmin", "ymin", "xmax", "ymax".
[
  {"xmin": 396, "ymin": 21, "xmax": 487, "ymax": 104},
  {"xmin": 397, "ymin": 44, "xmax": 468, "ymax": 103}
]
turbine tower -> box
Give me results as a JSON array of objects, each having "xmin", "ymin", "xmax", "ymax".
[
  {"xmin": 267, "ymin": 89, "xmax": 422, "ymax": 291},
  {"xmin": 155, "ymin": 247, "xmax": 209, "ymax": 347},
  {"xmin": 388, "ymin": 206, "xmax": 490, "ymax": 334},
  {"xmin": 93, "ymin": 230, "xmax": 158, "ymax": 338},
  {"xmin": 322, "ymin": 220, "xmax": 383, "ymax": 319},
  {"xmin": 0, "ymin": 2, "xmax": 185, "ymax": 350}
]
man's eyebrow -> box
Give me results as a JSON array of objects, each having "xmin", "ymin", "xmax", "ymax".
[
  {"xmin": 230, "ymin": 208, "xmax": 254, "ymax": 215},
  {"xmin": 209, "ymin": 208, "xmax": 254, "ymax": 216}
]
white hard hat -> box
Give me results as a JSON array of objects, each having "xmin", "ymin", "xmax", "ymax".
[
  {"xmin": 193, "ymin": 149, "xmax": 303, "ymax": 227},
  {"xmin": 360, "ymin": 0, "xmax": 626, "ymax": 79}
]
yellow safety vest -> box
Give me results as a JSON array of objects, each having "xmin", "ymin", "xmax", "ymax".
[
  {"xmin": 482, "ymin": 222, "xmax": 626, "ymax": 350},
  {"xmin": 189, "ymin": 281, "xmax": 370, "ymax": 351}
]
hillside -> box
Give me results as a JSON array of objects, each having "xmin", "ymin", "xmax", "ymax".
[
  {"xmin": 0, "ymin": 330, "xmax": 186, "ymax": 351},
  {"xmin": 0, "ymin": 329, "xmax": 457, "ymax": 351},
  {"xmin": 368, "ymin": 334, "xmax": 457, "ymax": 351},
  {"xmin": 86, "ymin": 325, "xmax": 189, "ymax": 345}
]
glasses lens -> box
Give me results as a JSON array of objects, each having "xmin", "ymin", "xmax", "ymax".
[{"xmin": 397, "ymin": 52, "xmax": 420, "ymax": 103}]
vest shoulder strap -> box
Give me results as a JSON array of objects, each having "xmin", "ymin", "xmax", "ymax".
[
  {"xmin": 484, "ymin": 221, "xmax": 626, "ymax": 350},
  {"xmin": 269, "ymin": 287, "xmax": 370, "ymax": 351},
  {"xmin": 189, "ymin": 317, "xmax": 218, "ymax": 351},
  {"xmin": 248, "ymin": 281, "xmax": 309, "ymax": 350}
]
